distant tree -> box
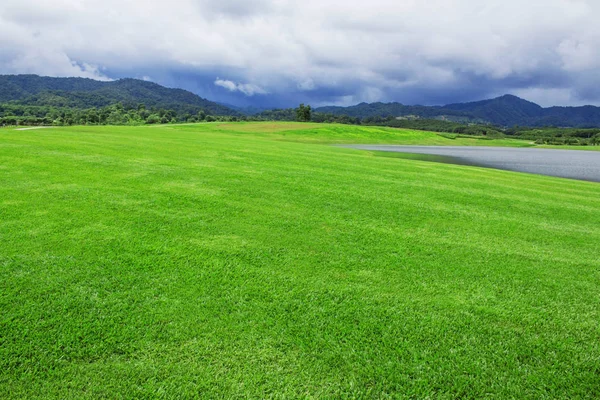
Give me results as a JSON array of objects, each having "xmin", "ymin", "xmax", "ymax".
[
  {"xmin": 296, "ymin": 104, "xmax": 312, "ymax": 122},
  {"xmin": 146, "ymin": 114, "xmax": 161, "ymax": 124},
  {"xmin": 85, "ymin": 109, "xmax": 99, "ymax": 124}
]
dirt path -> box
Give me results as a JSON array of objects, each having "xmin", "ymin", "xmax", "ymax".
[{"xmin": 12, "ymin": 126, "xmax": 55, "ymax": 131}]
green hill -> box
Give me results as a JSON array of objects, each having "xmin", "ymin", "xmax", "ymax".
[{"xmin": 0, "ymin": 74, "xmax": 238, "ymax": 116}]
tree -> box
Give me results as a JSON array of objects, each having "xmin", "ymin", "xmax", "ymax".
[
  {"xmin": 296, "ymin": 103, "xmax": 311, "ymax": 122},
  {"xmin": 146, "ymin": 114, "xmax": 161, "ymax": 124}
]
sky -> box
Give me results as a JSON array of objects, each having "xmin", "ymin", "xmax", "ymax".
[{"xmin": 1, "ymin": 0, "xmax": 600, "ymax": 108}]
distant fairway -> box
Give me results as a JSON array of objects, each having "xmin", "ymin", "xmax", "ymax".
[{"xmin": 1, "ymin": 122, "xmax": 599, "ymax": 398}]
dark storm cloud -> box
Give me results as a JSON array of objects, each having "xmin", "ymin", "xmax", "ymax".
[{"xmin": 1, "ymin": 0, "xmax": 600, "ymax": 107}]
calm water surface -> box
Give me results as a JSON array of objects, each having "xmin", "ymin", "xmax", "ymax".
[{"xmin": 340, "ymin": 145, "xmax": 600, "ymax": 182}]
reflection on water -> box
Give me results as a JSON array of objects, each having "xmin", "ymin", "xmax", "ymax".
[
  {"xmin": 343, "ymin": 145, "xmax": 600, "ymax": 182},
  {"xmin": 371, "ymin": 151, "xmax": 481, "ymax": 167}
]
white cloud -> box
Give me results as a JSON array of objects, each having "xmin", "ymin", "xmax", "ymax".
[
  {"xmin": 214, "ymin": 78, "xmax": 267, "ymax": 96},
  {"xmin": 1, "ymin": 0, "xmax": 600, "ymax": 105},
  {"xmin": 214, "ymin": 78, "xmax": 237, "ymax": 92},
  {"xmin": 557, "ymin": 39, "xmax": 599, "ymax": 72}
]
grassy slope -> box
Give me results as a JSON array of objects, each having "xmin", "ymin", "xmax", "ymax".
[
  {"xmin": 180, "ymin": 122, "xmax": 533, "ymax": 146},
  {"xmin": 179, "ymin": 121, "xmax": 600, "ymax": 150},
  {"xmin": 1, "ymin": 122, "xmax": 599, "ymax": 398}
]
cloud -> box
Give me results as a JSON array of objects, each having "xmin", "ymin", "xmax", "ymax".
[
  {"xmin": 297, "ymin": 78, "xmax": 315, "ymax": 91},
  {"xmin": 214, "ymin": 79, "xmax": 237, "ymax": 92},
  {"xmin": 195, "ymin": 0, "xmax": 275, "ymax": 18},
  {"xmin": 2, "ymin": 0, "xmax": 600, "ymax": 107},
  {"xmin": 214, "ymin": 78, "xmax": 267, "ymax": 96}
]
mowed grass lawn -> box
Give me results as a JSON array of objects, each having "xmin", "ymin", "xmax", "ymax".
[{"xmin": 1, "ymin": 122, "xmax": 599, "ymax": 398}]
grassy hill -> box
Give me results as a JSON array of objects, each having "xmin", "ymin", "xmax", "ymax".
[
  {"xmin": 177, "ymin": 121, "xmax": 529, "ymax": 146},
  {"xmin": 0, "ymin": 75, "xmax": 239, "ymax": 116},
  {"xmin": 1, "ymin": 122, "xmax": 599, "ymax": 398}
]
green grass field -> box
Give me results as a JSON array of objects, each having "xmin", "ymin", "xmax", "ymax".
[
  {"xmin": 173, "ymin": 122, "xmax": 534, "ymax": 146},
  {"xmin": 1, "ymin": 122, "xmax": 599, "ymax": 398}
]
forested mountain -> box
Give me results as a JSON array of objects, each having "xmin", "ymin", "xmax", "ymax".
[
  {"xmin": 316, "ymin": 95, "xmax": 600, "ymax": 127},
  {"xmin": 443, "ymin": 95, "xmax": 544, "ymax": 125},
  {"xmin": 219, "ymin": 103, "xmax": 271, "ymax": 115},
  {"xmin": 5, "ymin": 74, "xmax": 600, "ymax": 128},
  {"xmin": 0, "ymin": 75, "xmax": 238, "ymax": 116},
  {"xmin": 316, "ymin": 103, "xmax": 472, "ymax": 120}
]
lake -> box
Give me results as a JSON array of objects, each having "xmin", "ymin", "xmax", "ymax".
[{"xmin": 339, "ymin": 145, "xmax": 600, "ymax": 182}]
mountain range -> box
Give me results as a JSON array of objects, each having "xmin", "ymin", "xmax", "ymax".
[
  {"xmin": 316, "ymin": 95, "xmax": 600, "ymax": 127},
  {"xmin": 3, "ymin": 75, "xmax": 600, "ymax": 127},
  {"xmin": 0, "ymin": 74, "xmax": 239, "ymax": 116}
]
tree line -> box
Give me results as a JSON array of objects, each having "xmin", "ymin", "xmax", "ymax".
[
  {"xmin": 0, "ymin": 103, "xmax": 243, "ymax": 126},
  {"xmin": 3, "ymin": 101, "xmax": 597, "ymax": 147},
  {"xmin": 505, "ymin": 127, "xmax": 600, "ymax": 146}
]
